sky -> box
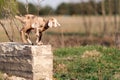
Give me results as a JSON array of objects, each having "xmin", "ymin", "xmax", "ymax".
[
  {"xmin": 17, "ymin": 0, "xmax": 100, "ymax": 9},
  {"xmin": 17, "ymin": 0, "xmax": 81, "ymax": 9}
]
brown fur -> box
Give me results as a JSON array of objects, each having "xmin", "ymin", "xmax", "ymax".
[{"xmin": 15, "ymin": 14, "xmax": 60, "ymax": 45}]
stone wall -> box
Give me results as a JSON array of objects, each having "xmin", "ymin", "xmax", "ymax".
[{"xmin": 0, "ymin": 42, "xmax": 53, "ymax": 80}]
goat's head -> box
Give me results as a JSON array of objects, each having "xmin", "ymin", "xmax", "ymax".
[
  {"xmin": 48, "ymin": 18, "xmax": 61, "ymax": 28},
  {"xmin": 25, "ymin": 14, "xmax": 35, "ymax": 20}
]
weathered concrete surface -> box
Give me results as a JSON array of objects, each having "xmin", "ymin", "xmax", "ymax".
[{"xmin": 0, "ymin": 42, "xmax": 53, "ymax": 80}]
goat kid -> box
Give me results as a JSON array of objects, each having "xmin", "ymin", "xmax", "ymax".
[{"xmin": 15, "ymin": 14, "xmax": 61, "ymax": 45}]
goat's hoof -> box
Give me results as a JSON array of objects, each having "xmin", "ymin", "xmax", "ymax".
[
  {"xmin": 27, "ymin": 42, "xmax": 34, "ymax": 45},
  {"xmin": 31, "ymin": 43, "xmax": 34, "ymax": 45},
  {"xmin": 37, "ymin": 42, "xmax": 43, "ymax": 45}
]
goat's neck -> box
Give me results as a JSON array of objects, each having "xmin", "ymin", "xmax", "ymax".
[{"xmin": 43, "ymin": 20, "xmax": 49, "ymax": 31}]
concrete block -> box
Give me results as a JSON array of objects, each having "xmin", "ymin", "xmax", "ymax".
[{"xmin": 0, "ymin": 42, "xmax": 53, "ymax": 80}]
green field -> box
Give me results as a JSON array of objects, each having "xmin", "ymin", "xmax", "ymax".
[
  {"xmin": 0, "ymin": 45, "xmax": 119, "ymax": 80},
  {"xmin": 53, "ymin": 45, "xmax": 120, "ymax": 80}
]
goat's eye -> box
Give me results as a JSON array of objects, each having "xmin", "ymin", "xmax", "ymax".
[
  {"xmin": 40, "ymin": 25, "xmax": 43, "ymax": 27},
  {"xmin": 27, "ymin": 16, "xmax": 30, "ymax": 19}
]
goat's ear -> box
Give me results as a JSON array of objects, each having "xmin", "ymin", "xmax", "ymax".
[{"xmin": 48, "ymin": 21, "xmax": 53, "ymax": 28}]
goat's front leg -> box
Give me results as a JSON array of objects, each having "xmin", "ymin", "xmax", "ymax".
[
  {"xmin": 25, "ymin": 31, "xmax": 33, "ymax": 45},
  {"xmin": 20, "ymin": 29, "xmax": 28, "ymax": 43},
  {"xmin": 36, "ymin": 31, "xmax": 43, "ymax": 45}
]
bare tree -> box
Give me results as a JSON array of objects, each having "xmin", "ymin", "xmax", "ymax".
[
  {"xmin": 114, "ymin": 0, "xmax": 119, "ymax": 48},
  {"xmin": 0, "ymin": 21, "xmax": 13, "ymax": 42},
  {"xmin": 25, "ymin": 0, "xmax": 29, "ymax": 14},
  {"xmin": 36, "ymin": 0, "xmax": 42, "ymax": 15},
  {"xmin": 93, "ymin": 0, "xmax": 98, "ymax": 15},
  {"xmin": 81, "ymin": 0, "xmax": 89, "ymax": 36},
  {"xmin": 108, "ymin": 0, "xmax": 112, "ymax": 35},
  {"xmin": 108, "ymin": 0, "xmax": 112, "ymax": 16},
  {"xmin": 101, "ymin": 0, "xmax": 107, "ymax": 35},
  {"xmin": 0, "ymin": 0, "xmax": 19, "ymax": 42},
  {"xmin": 118, "ymin": 0, "xmax": 120, "ymax": 31}
]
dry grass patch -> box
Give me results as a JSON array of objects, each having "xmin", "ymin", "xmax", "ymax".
[
  {"xmin": 81, "ymin": 50, "xmax": 101, "ymax": 58},
  {"xmin": 114, "ymin": 72, "xmax": 120, "ymax": 80}
]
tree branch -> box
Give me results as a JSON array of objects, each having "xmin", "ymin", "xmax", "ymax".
[{"xmin": 0, "ymin": 21, "xmax": 13, "ymax": 42}]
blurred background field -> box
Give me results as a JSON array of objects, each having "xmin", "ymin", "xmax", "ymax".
[{"xmin": 0, "ymin": 15, "xmax": 116, "ymax": 48}]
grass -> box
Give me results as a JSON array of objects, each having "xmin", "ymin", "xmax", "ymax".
[
  {"xmin": 53, "ymin": 45, "xmax": 120, "ymax": 80},
  {"xmin": 0, "ymin": 46, "xmax": 119, "ymax": 80},
  {"xmin": 0, "ymin": 72, "xmax": 3, "ymax": 80}
]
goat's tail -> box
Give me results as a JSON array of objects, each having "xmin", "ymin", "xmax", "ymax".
[{"xmin": 15, "ymin": 15, "xmax": 25, "ymax": 23}]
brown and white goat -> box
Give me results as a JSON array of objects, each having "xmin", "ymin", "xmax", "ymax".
[{"xmin": 15, "ymin": 14, "xmax": 60, "ymax": 45}]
